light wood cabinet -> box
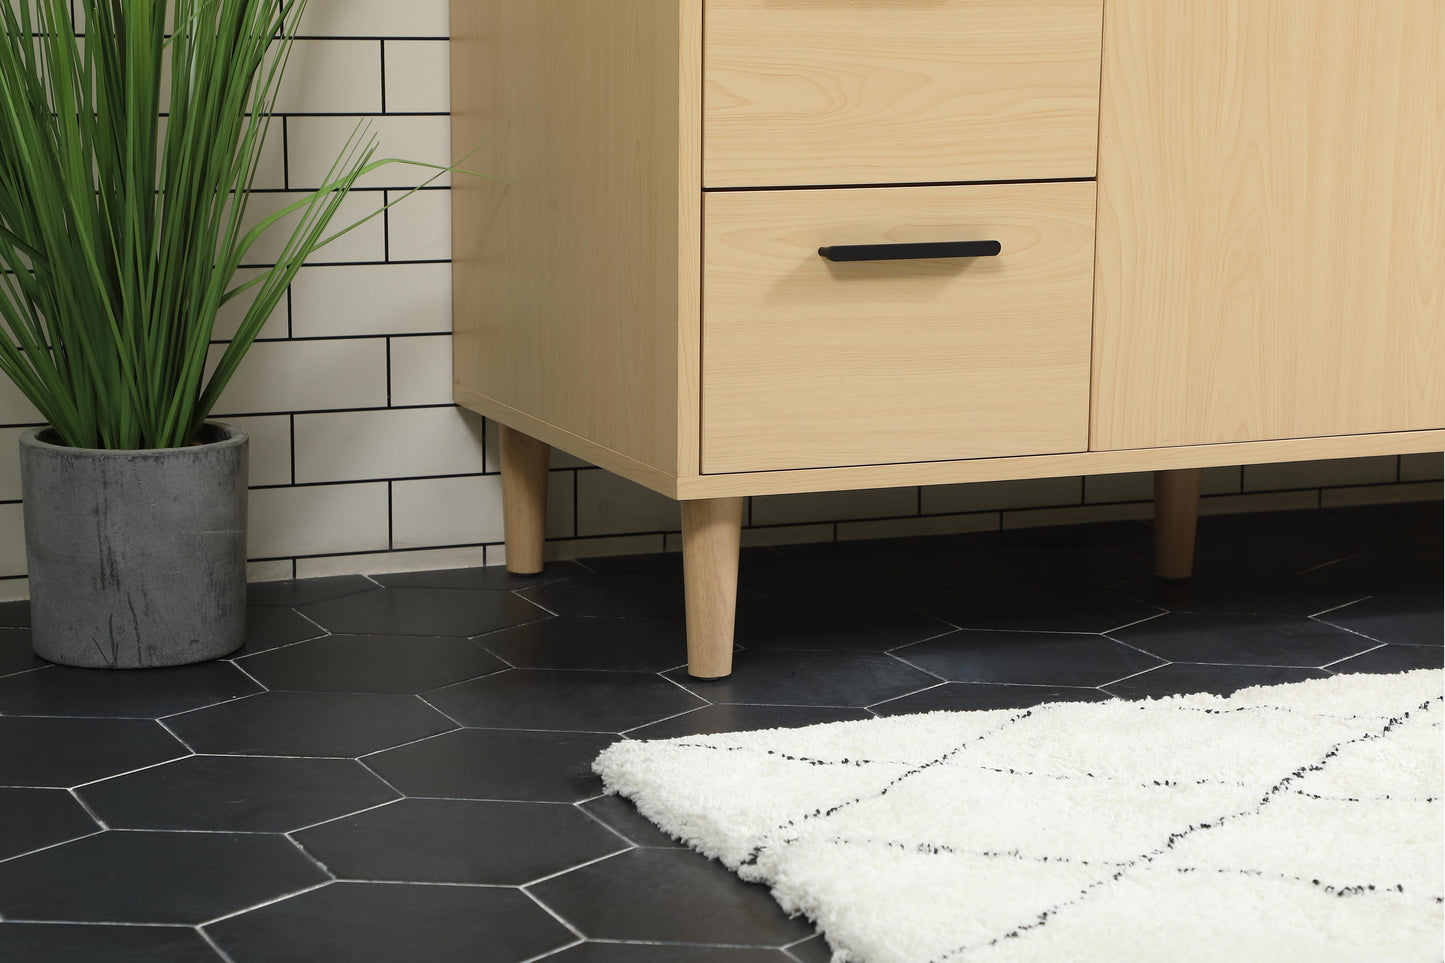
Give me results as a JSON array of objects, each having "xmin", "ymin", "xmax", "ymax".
[
  {"xmin": 703, "ymin": 0, "xmax": 1103, "ymax": 187},
  {"xmin": 702, "ymin": 182, "xmax": 1097, "ymax": 473},
  {"xmin": 1093, "ymin": 0, "xmax": 1445, "ymax": 450},
  {"xmin": 451, "ymin": 0, "xmax": 1445, "ymax": 678}
]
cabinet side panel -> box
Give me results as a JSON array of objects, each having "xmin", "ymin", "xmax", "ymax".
[
  {"xmin": 1092, "ymin": 0, "xmax": 1445, "ymax": 450},
  {"xmin": 450, "ymin": 0, "xmax": 687, "ymax": 473}
]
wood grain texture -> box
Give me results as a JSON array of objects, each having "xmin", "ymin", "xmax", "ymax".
[
  {"xmin": 453, "ymin": 386, "xmax": 682, "ymax": 498},
  {"xmin": 701, "ymin": 183, "xmax": 1097, "ymax": 473},
  {"xmin": 681, "ymin": 497, "xmax": 744, "ymax": 678},
  {"xmin": 675, "ymin": 3, "xmax": 705, "ymax": 481},
  {"xmin": 1093, "ymin": 0, "xmax": 1445, "ymax": 450},
  {"xmin": 499, "ymin": 424, "xmax": 550, "ymax": 574},
  {"xmin": 1153, "ymin": 468, "xmax": 1202, "ymax": 580},
  {"xmin": 450, "ymin": 0, "xmax": 700, "ymax": 474},
  {"xmin": 674, "ymin": 430, "xmax": 1445, "ymax": 500},
  {"xmin": 703, "ymin": 0, "xmax": 1102, "ymax": 187}
]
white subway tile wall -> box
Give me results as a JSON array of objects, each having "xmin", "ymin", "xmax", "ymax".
[
  {"xmin": 0, "ymin": 1, "xmax": 1438, "ymax": 592},
  {"xmin": 388, "ymin": 336, "xmax": 455, "ymax": 407},
  {"xmin": 576, "ymin": 471, "xmax": 683, "ymax": 539},
  {"xmin": 292, "ymin": 407, "xmax": 486, "ymax": 483},
  {"xmin": 217, "ymin": 416, "xmax": 293, "ymax": 488},
  {"xmin": 1082, "ymin": 467, "xmax": 1241, "ymax": 504},
  {"xmin": 290, "ymin": 263, "xmax": 451, "ymax": 337},
  {"xmin": 1402, "ymin": 453, "xmax": 1445, "ymax": 483},
  {"xmin": 0, "ymin": 504, "xmax": 26, "ymax": 580},
  {"xmin": 247, "ymin": 483, "xmax": 390, "ymax": 560},
  {"xmin": 0, "ymin": 427, "xmax": 26, "ymax": 502}
]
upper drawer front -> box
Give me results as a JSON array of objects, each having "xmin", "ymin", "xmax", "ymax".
[
  {"xmin": 702, "ymin": 182, "xmax": 1096, "ymax": 474},
  {"xmin": 703, "ymin": 0, "xmax": 1103, "ymax": 188}
]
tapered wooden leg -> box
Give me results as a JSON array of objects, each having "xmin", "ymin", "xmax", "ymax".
[
  {"xmin": 499, "ymin": 424, "xmax": 550, "ymax": 574},
  {"xmin": 681, "ymin": 497, "xmax": 744, "ymax": 679},
  {"xmin": 1154, "ymin": 468, "xmax": 1202, "ymax": 580}
]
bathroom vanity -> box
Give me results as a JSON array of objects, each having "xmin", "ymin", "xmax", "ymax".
[{"xmin": 449, "ymin": 0, "xmax": 1444, "ymax": 677}]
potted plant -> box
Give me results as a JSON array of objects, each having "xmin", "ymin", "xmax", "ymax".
[{"xmin": 0, "ymin": 0, "xmax": 443, "ymax": 667}]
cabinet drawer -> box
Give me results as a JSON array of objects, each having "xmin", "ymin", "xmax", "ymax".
[
  {"xmin": 701, "ymin": 183, "xmax": 1096, "ymax": 474},
  {"xmin": 703, "ymin": 0, "xmax": 1103, "ymax": 188}
]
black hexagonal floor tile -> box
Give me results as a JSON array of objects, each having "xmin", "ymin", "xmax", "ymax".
[
  {"xmin": 1328, "ymin": 644, "xmax": 1444, "ymax": 675},
  {"xmin": 0, "ymin": 600, "xmax": 30, "ymax": 627},
  {"xmin": 0, "ymin": 788, "xmax": 100, "ymax": 861},
  {"xmin": 578, "ymin": 794, "xmax": 686, "ymax": 850},
  {"xmin": 375, "ymin": 561, "xmax": 585, "ymax": 590},
  {"xmin": 247, "ymin": 575, "xmax": 378, "ymax": 607},
  {"xmin": 1294, "ymin": 506, "xmax": 1442, "ymax": 556},
  {"xmin": 1111, "ymin": 572, "xmax": 1363, "ymax": 617},
  {"xmin": 0, "ymin": 922, "xmax": 223, "ymax": 962},
  {"xmin": 165, "ymin": 692, "xmax": 456, "ymax": 757},
  {"xmin": 0, "ymin": 627, "xmax": 43, "ymax": 678},
  {"xmin": 788, "ymin": 935, "xmax": 837, "ymax": 963},
  {"xmin": 1109, "ymin": 613, "xmax": 1381, "ymax": 667},
  {"xmin": 425, "ymin": 669, "xmax": 707, "ymax": 733},
  {"xmin": 517, "ymin": 572, "xmax": 687, "ymax": 620},
  {"xmin": 546, "ymin": 943, "xmax": 797, "ymax": 963},
  {"xmin": 479, "ymin": 617, "xmax": 688, "ymax": 672},
  {"xmin": 775, "ymin": 532, "xmax": 977, "ymax": 560},
  {"xmin": 293, "ymin": 798, "xmax": 627, "ymax": 884},
  {"xmin": 0, "ymin": 717, "xmax": 189, "ymax": 788},
  {"xmin": 206, "ymin": 882, "xmax": 574, "ymax": 963},
  {"xmin": 577, "ymin": 548, "xmax": 788, "ymax": 574},
  {"xmin": 740, "ymin": 555, "xmax": 966, "ymax": 603},
  {"xmin": 893, "ymin": 629, "xmax": 1164, "ymax": 687},
  {"xmin": 870, "ymin": 683, "xmax": 1111, "ymax": 715},
  {"xmin": 528, "ymin": 849, "xmax": 813, "ymax": 946},
  {"xmin": 232, "ymin": 606, "xmax": 329, "ymax": 657},
  {"xmin": 913, "ymin": 584, "xmax": 1162, "ymax": 634},
  {"xmin": 624, "ymin": 704, "xmax": 873, "ymax": 740},
  {"xmin": 1102, "ymin": 663, "xmax": 1328, "ymax": 700},
  {"xmin": 939, "ymin": 545, "xmax": 1150, "ymax": 588},
  {"xmin": 0, "ymin": 831, "xmax": 327, "ymax": 924},
  {"xmin": 363, "ymin": 728, "xmax": 617, "ymax": 802},
  {"xmin": 77, "ymin": 756, "xmax": 398, "ymax": 832},
  {"xmin": 970, "ymin": 520, "xmax": 1151, "ymax": 551},
  {"xmin": 1185, "ymin": 513, "xmax": 1349, "ymax": 574},
  {"xmin": 0, "ymin": 662, "xmax": 262, "ymax": 719},
  {"xmin": 1317, "ymin": 594, "xmax": 1443, "ymax": 647},
  {"xmin": 297, "ymin": 587, "xmax": 549, "ymax": 638},
  {"xmin": 239, "ymin": 634, "xmax": 507, "ymax": 693},
  {"xmin": 1309, "ymin": 555, "xmax": 1443, "ymax": 595},
  {"xmin": 734, "ymin": 597, "xmax": 955, "ymax": 652},
  {"xmin": 665, "ymin": 650, "xmax": 937, "ymax": 708}
]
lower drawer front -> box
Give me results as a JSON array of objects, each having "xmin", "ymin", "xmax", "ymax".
[{"xmin": 701, "ymin": 183, "xmax": 1096, "ymax": 474}]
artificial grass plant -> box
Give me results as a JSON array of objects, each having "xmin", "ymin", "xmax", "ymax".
[{"xmin": 0, "ymin": 0, "xmax": 443, "ymax": 449}]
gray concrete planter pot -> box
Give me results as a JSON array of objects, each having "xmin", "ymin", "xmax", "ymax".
[{"xmin": 19, "ymin": 423, "xmax": 248, "ymax": 669}]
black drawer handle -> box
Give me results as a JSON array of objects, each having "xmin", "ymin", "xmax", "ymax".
[{"xmin": 818, "ymin": 240, "xmax": 1002, "ymax": 262}]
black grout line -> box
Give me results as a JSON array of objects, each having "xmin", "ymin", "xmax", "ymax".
[
  {"xmin": 241, "ymin": 185, "xmax": 451, "ymax": 194},
  {"xmin": 281, "ymin": 115, "xmax": 290, "ymax": 190},
  {"xmin": 272, "ymin": 110, "xmax": 450, "ymax": 118},
  {"xmin": 237, "ymin": 257, "xmax": 449, "ymax": 270},
  {"xmin": 290, "ymin": 35, "xmax": 449, "ymax": 42},
  {"xmin": 379, "ymin": 40, "xmax": 388, "ymax": 114},
  {"xmin": 384, "ymin": 337, "xmax": 394, "ymax": 406},
  {"xmin": 382, "ymin": 190, "xmax": 392, "ymax": 262}
]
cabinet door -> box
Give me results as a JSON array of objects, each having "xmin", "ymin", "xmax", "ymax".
[{"xmin": 1092, "ymin": 0, "xmax": 1445, "ymax": 450}]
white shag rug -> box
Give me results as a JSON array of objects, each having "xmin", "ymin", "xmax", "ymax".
[{"xmin": 594, "ymin": 670, "xmax": 1444, "ymax": 963}]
